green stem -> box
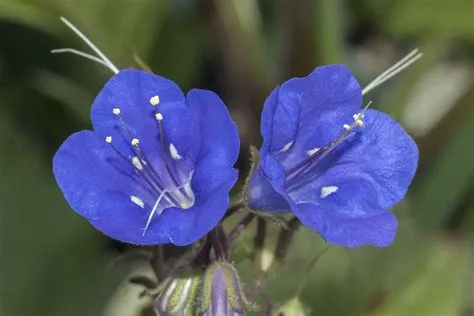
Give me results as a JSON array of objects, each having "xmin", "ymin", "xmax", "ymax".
[{"xmin": 275, "ymin": 217, "xmax": 301, "ymax": 263}]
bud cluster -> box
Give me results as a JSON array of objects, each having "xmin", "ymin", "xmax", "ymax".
[{"xmin": 154, "ymin": 262, "xmax": 245, "ymax": 316}]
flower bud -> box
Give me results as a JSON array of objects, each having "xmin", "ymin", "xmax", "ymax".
[
  {"xmin": 154, "ymin": 272, "xmax": 201, "ymax": 316},
  {"xmin": 199, "ymin": 262, "xmax": 245, "ymax": 316}
]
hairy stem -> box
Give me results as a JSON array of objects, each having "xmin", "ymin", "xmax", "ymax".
[{"xmin": 227, "ymin": 212, "xmax": 256, "ymax": 245}]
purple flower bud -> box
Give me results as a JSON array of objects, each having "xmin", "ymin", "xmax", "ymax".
[{"xmin": 199, "ymin": 262, "xmax": 245, "ymax": 316}]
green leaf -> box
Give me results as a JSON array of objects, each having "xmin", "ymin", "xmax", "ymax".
[
  {"xmin": 371, "ymin": 241, "xmax": 468, "ymax": 316},
  {"xmin": 0, "ymin": 119, "xmax": 125, "ymax": 316}
]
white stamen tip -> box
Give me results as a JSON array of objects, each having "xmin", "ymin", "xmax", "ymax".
[
  {"xmin": 112, "ymin": 108, "xmax": 121, "ymax": 115},
  {"xmin": 130, "ymin": 195, "xmax": 145, "ymax": 208},
  {"xmin": 320, "ymin": 186, "xmax": 338, "ymax": 199},
  {"xmin": 343, "ymin": 124, "xmax": 351, "ymax": 131},
  {"xmin": 280, "ymin": 141, "xmax": 294, "ymax": 153},
  {"xmin": 169, "ymin": 143, "xmax": 182, "ymax": 160},
  {"xmin": 105, "ymin": 136, "xmax": 112, "ymax": 143},
  {"xmin": 132, "ymin": 157, "xmax": 143, "ymax": 170},
  {"xmin": 155, "ymin": 113, "xmax": 163, "ymax": 121},
  {"xmin": 131, "ymin": 138, "xmax": 140, "ymax": 146},
  {"xmin": 150, "ymin": 95, "xmax": 160, "ymax": 106},
  {"xmin": 306, "ymin": 147, "xmax": 320, "ymax": 156}
]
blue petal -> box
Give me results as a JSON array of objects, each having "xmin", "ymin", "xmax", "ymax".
[
  {"xmin": 53, "ymin": 130, "xmax": 169, "ymax": 244},
  {"xmin": 261, "ymin": 65, "xmax": 362, "ymax": 161},
  {"xmin": 291, "ymin": 109, "xmax": 418, "ymax": 208},
  {"xmin": 53, "ymin": 130, "xmax": 136, "ymax": 220},
  {"xmin": 87, "ymin": 168, "xmax": 238, "ymax": 246},
  {"xmin": 156, "ymin": 89, "xmax": 240, "ymax": 245},
  {"xmin": 296, "ymin": 202, "xmax": 397, "ymax": 248},
  {"xmin": 91, "ymin": 69, "xmax": 197, "ymax": 162},
  {"xmin": 249, "ymin": 150, "xmax": 290, "ymax": 211},
  {"xmin": 85, "ymin": 168, "xmax": 238, "ymax": 246},
  {"xmin": 187, "ymin": 89, "xmax": 240, "ymax": 169},
  {"xmin": 88, "ymin": 192, "xmax": 170, "ymax": 245},
  {"xmin": 280, "ymin": 178, "xmax": 397, "ymax": 247},
  {"xmin": 159, "ymin": 168, "xmax": 238, "ymax": 246}
]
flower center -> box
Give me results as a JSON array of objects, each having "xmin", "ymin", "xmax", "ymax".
[
  {"xmin": 284, "ymin": 112, "xmax": 366, "ymax": 191},
  {"xmin": 104, "ymin": 95, "xmax": 195, "ymax": 235}
]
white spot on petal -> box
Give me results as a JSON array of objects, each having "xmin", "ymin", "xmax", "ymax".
[
  {"xmin": 150, "ymin": 95, "xmax": 160, "ymax": 106},
  {"xmin": 279, "ymin": 141, "xmax": 294, "ymax": 153},
  {"xmin": 112, "ymin": 107, "xmax": 121, "ymax": 115},
  {"xmin": 130, "ymin": 195, "xmax": 145, "ymax": 208},
  {"xmin": 320, "ymin": 186, "xmax": 338, "ymax": 199},
  {"xmin": 306, "ymin": 147, "xmax": 320, "ymax": 156},
  {"xmin": 169, "ymin": 143, "xmax": 182, "ymax": 160},
  {"xmin": 105, "ymin": 136, "xmax": 112, "ymax": 143},
  {"xmin": 132, "ymin": 157, "xmax": 143, "ymax": 170}
]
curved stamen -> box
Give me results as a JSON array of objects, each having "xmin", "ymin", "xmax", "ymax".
[
  {"xmin": 143, "ymin": 189, "xmax": 168, "ymax": 235},
  {"xmin": 107, "ymin": 115, "xmax": 181, "ymax": 206},
  {"xmin": 107, "ymin": 102, "xmax": 196, "ymax": 233},
  {"xmin": 113, "ymin": 109, "xmax": 170, "ymax": 191},
  {"xmin": 154, "ymin": 111, "xmax": 193, "ymax": 201},
  {"xmin": 285, "ymin": 112, "xmax": 366, "ymax": 190},
  {"xmin": 143, "ymin": 172, "xmax": 194, "ymax": 235},
  {"xmin": 105, "ymin": 137, "xmax": 159, "ymax": 197}
]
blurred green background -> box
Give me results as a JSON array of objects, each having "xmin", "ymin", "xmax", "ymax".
[{"xmin": 1, "ymin": 0, "xmax": 474, "ymax": 315}]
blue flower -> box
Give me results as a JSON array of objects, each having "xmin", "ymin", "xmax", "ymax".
[
  {"xmin": 249, "ymin": 65, "xmax": 418, "ymax": 247},
  {"xmin": 53, "ymin": 69, "xmax": 239, "ymax": 246}
]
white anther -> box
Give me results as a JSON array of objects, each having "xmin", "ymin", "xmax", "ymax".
[
  {"xmin": 343, "ymin": 124, "xmax": 351, "ymax": 131},
  {"xmin": 150, "ymin": 95, "xmax": 160, "ymax": 106},
  {"xmin": 155, "ymin": 113, "xmax": 163, "ymax": 121},
  {"xmin": 169, "ymin": 143, "xmax": 182, "ymax": 160},
  {"xmin": 105, "ymin": 136, "xmax": 112, "ymax": 143},
  {"xmin": 130, "ymin": 195, "xmax": 145, "ymax": 208},
  {"xmin": 280, "ymin": 141, "xmax": 294, "ymax": 153},
  {"xmin": 131, "ymin": 138, "xmax": 140, "ymax": 146},
  {"xmin": 112, "ymin": 108, "xmax": 121, "ymax": 115},
  {"xmin": 353, "ymin": 113, "xmax": 365, "ymax": 127},
  {"xmin": 306, "ymin": 147, "xmax": 320, "ymax": 156},
  {"xmin": 320, "ymin": 186, "xmax": 339, "ymax": 199},
  {"xmin": 132, "ymin": 157, "xmax": 144, "ymax": 170}
]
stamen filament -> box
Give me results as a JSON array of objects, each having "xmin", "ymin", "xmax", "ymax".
[
  {"xmin": 143, "ymin": 174, "xmax": 194, "ymax": 235},
  {"xmin": 154, "ymin": 117, "xmax": 192, "ymax": 199},
  {"xmin": 286, "ymin": 128, "xmax": 357, "ymax": 189},
  {"xmin": 106, "ymin": 141, "xmax": 158, "ymax": 197},
  {"xmin": 143, "ymin": 190, "xmax": 167, "ymax": 235},
  {"xmin": 106, "ymin": 137, "xmax": 181, "ymax": 206},
  {"xmin": 112, "ymin": 111, "xmax": 173, "ymax": 194}
]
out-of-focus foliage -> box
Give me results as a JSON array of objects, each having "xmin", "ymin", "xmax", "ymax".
[{"xmin": 1, "ymin": 1, "xmax": 473, "ymax": 316}]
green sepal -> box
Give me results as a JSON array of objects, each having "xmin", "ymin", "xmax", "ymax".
[{"xmin": 153, "ymin": 272, "xmax": 201, "ymax": 315}]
